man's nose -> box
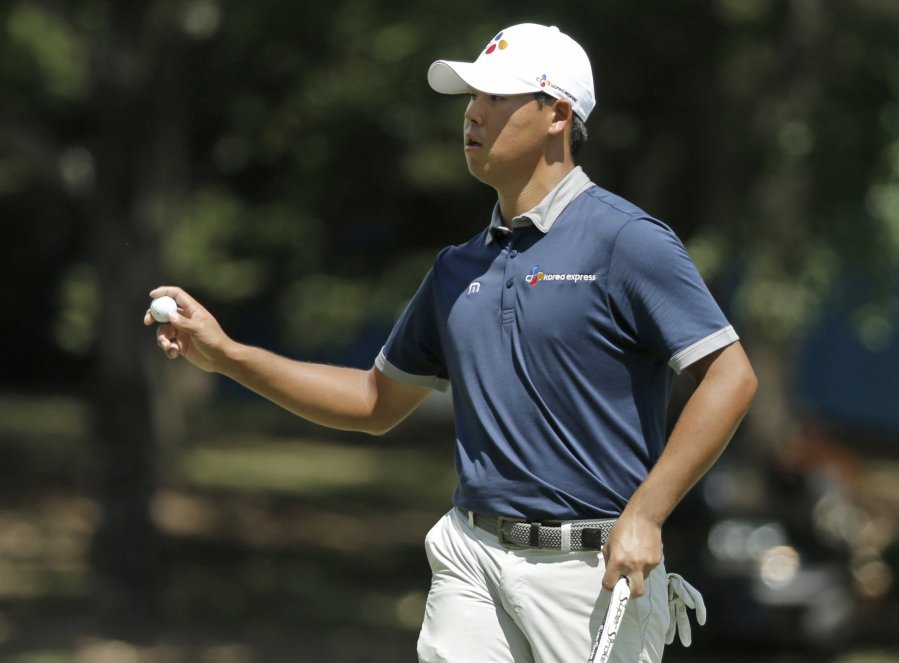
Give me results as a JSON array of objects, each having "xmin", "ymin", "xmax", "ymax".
[{"xmin": 465, "ymin": 100, "xmax": 483, "ymax": 125}]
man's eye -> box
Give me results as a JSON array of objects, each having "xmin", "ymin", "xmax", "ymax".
[{"xmin": 467, "ymin": 93, "xmax": 505, "ymax": 102}]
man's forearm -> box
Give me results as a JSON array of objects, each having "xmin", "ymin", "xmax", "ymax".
[
  {"xmin": 601, "ymin": 342, "xmax": 756, "ymax": 595},
  {"xmin": 625, "ymin": 341, "xmax": 757, "ymax": 526},
  {"xmin": 218, "ymin": 342, "xmax": 402, "ymax": 434},
  {"xmin": 147, "ymin": 286, "xmax": 432, "ymax": 435}
]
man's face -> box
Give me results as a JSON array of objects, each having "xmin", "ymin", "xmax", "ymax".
[{"xmin": 463, "ymin": 89, "xmax": 556, "ymax": 187}]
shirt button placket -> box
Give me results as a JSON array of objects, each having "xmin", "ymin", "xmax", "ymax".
[{"xmin": 501, "ymin": 242, "xmax": 517, "ymax": 328}]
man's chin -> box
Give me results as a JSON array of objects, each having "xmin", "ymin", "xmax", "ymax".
[{"xmin": 465, "ymin": 158, "xmax": 492, "ymax": 185}]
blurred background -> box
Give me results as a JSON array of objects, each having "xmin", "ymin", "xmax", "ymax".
[{"xmin": 2, "ymin": 0, "xmax": 899, "ymax": 661}]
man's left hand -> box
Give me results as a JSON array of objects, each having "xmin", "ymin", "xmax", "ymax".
[{"xmin": 600, "ymin": 511, "xmax": 663, "ymax": 597}]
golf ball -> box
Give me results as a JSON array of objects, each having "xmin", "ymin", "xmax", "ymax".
[{"xmin": 150, "ymin": 296, "xmax": 178, "ymax": 323}]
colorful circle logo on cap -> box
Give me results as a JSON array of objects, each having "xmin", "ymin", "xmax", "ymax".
[
  {"xmin": 537, "ymin": 74, "xmax": 551, "ymax": 89},
  {"xmin": 485, "ymin": 32, "xmax": 508, "ymax": 55}
]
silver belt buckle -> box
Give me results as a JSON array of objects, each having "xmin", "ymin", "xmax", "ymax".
[{"xmin": 496, "ymin": 515, "xmax": 528, "ymax": 548}]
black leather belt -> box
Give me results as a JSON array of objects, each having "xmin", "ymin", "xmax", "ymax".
[{"xmin": 459, "ymin": 508, "xmax": 616, "ymax": 551}]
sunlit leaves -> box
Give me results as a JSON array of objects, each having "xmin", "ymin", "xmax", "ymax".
[
  {"xmin": 165, "ymin": 188, "xmax": 324, "ymax": 301},
  {"xmin": 6, "ymin": 3, "xmax": 89, "ymax": 100},
  {"xmin": 278, "ymin": 251, "xmax": 434, "ymax": 354},
  {"xmin": 52, "ymin": 262, "xmax": 100, "ymax": 355}
]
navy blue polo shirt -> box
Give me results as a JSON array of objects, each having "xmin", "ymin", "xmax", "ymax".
[{"xmin": 376, "ymin": 168, "xmax": 738, "ymax": 520}]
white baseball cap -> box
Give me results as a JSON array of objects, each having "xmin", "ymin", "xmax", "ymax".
[{"xmin": 428, "ymin": 23, "xmax": 596, "ymax": 121}]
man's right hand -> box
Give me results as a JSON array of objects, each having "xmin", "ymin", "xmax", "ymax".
[{"xmin": 144, "ymin": 286, "xmax": 233, "ymax": 373}]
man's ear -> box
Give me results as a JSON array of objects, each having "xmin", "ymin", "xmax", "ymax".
[{"xmin": 547, "ymin": 99, "xmax": 573, "ymax": 137}]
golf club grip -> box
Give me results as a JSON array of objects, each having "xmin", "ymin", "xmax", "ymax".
[{"xmin": 587, "ymin": 576, "xmax": 630, "ymax": 663}]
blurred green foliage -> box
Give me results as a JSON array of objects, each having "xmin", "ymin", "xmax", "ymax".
[{"xmin": 5, "ymin": 3, "xmax": 88, "ymax": 101}]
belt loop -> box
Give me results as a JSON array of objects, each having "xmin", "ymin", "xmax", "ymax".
[
  {"xmin": 561, "ymin": 523, "xmax": 572, "ymax": 552},
  {"xmin": 467, "ymin": 509, "xmax": 474, "ymax": 529}
]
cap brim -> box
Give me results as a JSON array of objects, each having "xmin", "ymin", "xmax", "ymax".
[{"xmin": 428, "ymin": 60, "xmax": 538, "ymax": 96}]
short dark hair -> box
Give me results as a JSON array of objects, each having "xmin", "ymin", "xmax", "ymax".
[{"xmin": 534, "ymin": 92, "xmax": 588, "ymax": 156}]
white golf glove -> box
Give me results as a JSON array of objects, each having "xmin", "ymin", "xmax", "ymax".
[{"xmin": 665, "ymin": 573, "xmax": 707, "ymax": 647}]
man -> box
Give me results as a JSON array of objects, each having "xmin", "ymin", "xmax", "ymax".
[{"xmin": 147, "ymin": 23, "xmax": 757, "ymax": 662}]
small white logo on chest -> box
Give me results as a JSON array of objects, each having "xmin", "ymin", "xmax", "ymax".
[{"xmin": 468, "ymin": 281, "xmax": 481, "ymax": 295}]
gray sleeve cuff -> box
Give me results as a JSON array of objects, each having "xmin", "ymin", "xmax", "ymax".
[
  {"xmin": 668, "ymin": 326, "xmax": 740, "ymax": 374},
  {"xmin": 375, "ymin": 349, "xmax": 451, "ymax": 392}
]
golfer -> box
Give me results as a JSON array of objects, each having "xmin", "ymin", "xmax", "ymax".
[{"xmin": 147, "ymin": 23, "xmax": 757, "ymax": 662}]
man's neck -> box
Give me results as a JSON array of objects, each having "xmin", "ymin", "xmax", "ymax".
[{"xmin": 496, "ymin": 162, "xmax": 575, "ymax": 228}]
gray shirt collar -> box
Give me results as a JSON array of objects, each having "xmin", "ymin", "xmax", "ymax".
[{"xmin": 486, "ymin": 166, "xmax": 594, "ymax": 245}]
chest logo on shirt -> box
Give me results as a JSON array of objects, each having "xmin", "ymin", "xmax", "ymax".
[
  {"xmin": 525, "ymin": 265, "xmax": 596, "ymax": 287},
  {"xmin": 468, "ymin": 281, "xmax": 481, "ymax": 295}
]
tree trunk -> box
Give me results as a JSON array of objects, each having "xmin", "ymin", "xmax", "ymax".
[{"xmin": 85, "ymin": 0, "xmax": 187, "ymax": 629}]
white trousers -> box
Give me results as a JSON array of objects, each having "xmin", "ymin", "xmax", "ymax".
[{"xmin": 417, "ymin": 508, "xmax": 669, "ymax": 663}]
